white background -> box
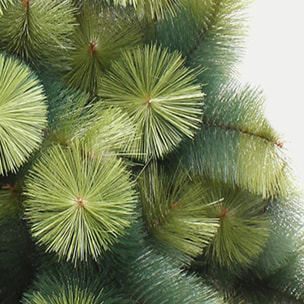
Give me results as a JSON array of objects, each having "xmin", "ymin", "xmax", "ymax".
[{"xmin": 238, "ymin": 0, "xmax": 304, "ymax": 190}]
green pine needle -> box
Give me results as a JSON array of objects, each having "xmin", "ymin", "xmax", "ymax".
[
  {"xmin": 46, "ymin": 87, "xmax": 136, "ymax": 155},
  {"xmin": 253, "ymin": 196, "xmax": 302, "ymax": 279},
  {"xmin": 0, "ymin": 188, "xmax": 23, "ymax": 219},
  {"xmin": 101, "ymin": 213, "xmax": 147, "ymax": 276},
  {"xmin": 266, "ymin": 246, "xmax": 304, "ymax": 302},
  {"xmin": 128, "ymin": 247, "xmax": 224, "ymax": 303},
  {"xmin": 22, "ymin": 264, "xmax": 105, "ymax": 304},
  {"xmin": 82, "ymin": 105, "xmax": 136, "ymax": 156},
  {"xmin": 0, "ymin": 1, "xmax": 301, "ymax": 302},
  {"xmin": 22, "ymin": 260, "xmax": 141, "ymax": 303},
  {"xmin": 281, "ymin": 248, "xmax": 304, "ymax": 302},
  {"xmin": 202, "ymin": 180, "xmax": 270, "ymax": 270},
  {"xmin": 179, "ymin": 81, "xmax": 290, "ymax": 198},
  {"xmin": 106, "ymin": 0, "xmax": 179, "ymax": 20},
  {"xmin": 65, "ymin": 3, "xmax": 142, "ymax": 94},
  {"xmin": 0, "ymin": 217, "xmax": 36, "ymax": 303},
  {"xmin": 138, "ymin": 163, "xmax": 220, "ymax": 257},
  {"xmin": 188, "ymin": 0, "xmax": 250, "ymax": 83},
  {"xmin": 23, "ymin": 286, "xmax": 102, "ymax": 304},
  {"xmin": 154, "ymin": 0, "xmax": 215, "ymax": 56},
  {"xmin": 154, "ymin": 7, "xmax": 201, "ymax": 56},
  {"xmin": 98, "ymin": 44, "xmax": 204, "ymax": 160},
  {"xmin": 262, "ymin": 195, "xmax": 304, "ymax": 301},
  {"xmin": 46, "ymin": 88, "xmax": 92, "ymax": 147},
  {"xmin": 0, "ymin": 54, "xmax": 47, "ymax": 175},
  {"xmin": 179, "ymin": 0, "xmax": 216, "ymax": 30},
  {"xmin": 0, "ymin": 0, "xmax": 76, "ymax": 67},
  {"xmin": 0, "ymin": 0, "xmax": 12, "ymax": 15},
  {"xmin": 24, "ymin": 142, "xmax": 137, "ymax": 263}
]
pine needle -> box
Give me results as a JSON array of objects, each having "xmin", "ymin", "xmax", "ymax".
[
  {"xmin": 45, "ymin": 87, "xmax": 137, "ymax": 155},
  {"xmin": 98, "ymin": 44, "xmax": 204, "ymax": 160},
  {"xmin": 24, "ymin": 142, "xmax": 137, "ymax": 263},
  {"xmin": 65, "ymin": 3, "xmax": 142, "ymax": 94},
  {"xmin": 46, "ymin": 88, "xmax": 92, "ymax": 147},
  {"xmin": 154, "ymin": 0, "xmax": 215, "ymax": 56},
  {"xmin": 0, "ymin": 0, "xmax": 76, "ymax": 67},
  {"xmin": 82, "ymin": 105, "xmax": 137, "ymax": 156},
  {"xmin": 201, "ymin": 179, "xmax": 270, "ymax": 270},
  {"xmin": 138, "ymin": 162, "xmax": 220, "ymax": 257},
  {"xmin": 0, "ymin": 0, "xmax": 13, "ymax": 15},
  {"xmin": 127, "ymin": 247, "xmax": 224, "ymax": 303},
  {"xmin": 106, "ymin": 0, "xmax": 180, "ymax": 20},
  {"xmin": 22, "ymin": 263, "xmax": 118, "ymax": 304},
  {"xmin": 0, "ymin": 188, "xmax": 23, "ymax": 219},
  {"xmin": 254, "ymin": 195, "xmax": 303, "ymax": 278},
  {"xmin": 179, "ymin": 81, "xmax": 290, "ymax": 198},
  {"xmin": 188, "ymin": 0, "xmax": 251, "ymax": 83},
  {"xmin": 0, "ymin": 54, "xmax": 47, "ymax": 175}
]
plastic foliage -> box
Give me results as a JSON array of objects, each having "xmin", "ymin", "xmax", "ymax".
[
  {"xmin": 0, "ymin": 0, "xmax": 12, "ymax": 15},
  {"xmin": 200, "ymin": 179, "xmax": 270, "ymax": 270},
  {"xmin": 45, "ymin": 87, "xmax": 135, "ymax": 155},
  {"xmin": 82, "ymin": 104, "xmax": 136, "ymax": 156},
  {"xmin": 262, "ymin": 195, "xmax": 304, "ymax": 301},
  {"xmin": 24, "ymin": 142, "xmax": 137, "ymax": 263},
  {"xmin": 253, "ymin": 195, "xmax": 302, "ymax": 279},
  {"xmin": 98, "ymin": 44, "xmax": 204, "ymax": 160},
  {"xmin": 45, "ymin": 88, "xmax": 92, "ymax": 148},
  {"xmin": 100, "ymin": 211, "xmax": 147, "ymax": 277},
  {"xmin": 223, "ymin": 273, "xmax": 303, "ymax": 304},
  {"xmin": 0, "ymin": 217, "xmax": 36, "ymax": 304},
  {"xmin": 278, "ymin": 246, "xmax": 304, "ymax": 302},
  {"xmin": 65, "ymin": 2, "xmax": 142, "ymax": 95},
  {"xmin": 126, "ymin": 247, "xmax": 224, "ymax": 303},
  {"xmin": 192, "ymin": 194, "xmax": 304, "ymax": 304},
  {"xmin": 138, "ymin": 162, "xmax": 220, "ymax": 257},
  {"xmin": 215, "ymin": 194, "xmax": 304, "ymax": 303},
  {"xmin": 104, "ymin": 0, "xmax": 180, "ymax": 20},
  {"xmin": 0, "ymin": 187, "xmax": 23, "ymax": 219},
  {"xmin": 187, "ymin": 0, "xmax": 251, "ymax": 84},
  {"xmin": 153, "ymin": 0, "xmax": 214, "ymax": 56},
  {"xmin": 179, "ymin": 81, "xmax": 290, "ymax": 198},
  {"xmin": 0, "ymin": 0, "xmax": 303, "ymax": 303},
  {"xmin": 0, "ymin": 54, "xmax": 47, "ymax": 176},
  {"xmin": 21, "ymin": 262, "xmax": 132, "ymax": 304},
  {"xmin": 0, "ymin": 0, "xmax": 76, "ymax": 67}
]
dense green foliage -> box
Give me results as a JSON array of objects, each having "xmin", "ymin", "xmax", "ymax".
[
  {"xmin": 0, "ymin": 0, "xmax": 303, "ymax": 303},
  {"xmin": 0, "ymin": 54, "xmax": 47, "ymax": 175}
]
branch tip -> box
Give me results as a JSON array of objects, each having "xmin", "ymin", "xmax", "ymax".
[
  {"xmin": 88, "ymin": 40, "xmax": 97, "ymax": 56},
  {"xmin": 218, "ymin": 206, "xmax": 228, "ymax": 218},
  {"xmin": 22, "ymin": 0, "xmax": 29, "ymax": 8},
  {"xmin": 75, "ymin": 195, "xmax": 86, "ymax": 208},
  {"xmin": 1, "ymin": 184, "xmax": 16, "ymax": 192}
]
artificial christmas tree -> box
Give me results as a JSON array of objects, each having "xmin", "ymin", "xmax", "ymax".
[{"xmin": 0, "ymin": 0, "xmax": 303, "ymax": 303}]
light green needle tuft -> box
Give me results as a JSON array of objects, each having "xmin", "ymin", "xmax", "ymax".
[
  {"xmin": 0, "ymin": 0, "xmax": 76, "ymax": 67},
  {"xmin": 138, "ymin": 163, "xmax": 219, "ymax": 257},
  {"xmin": 24, "ymin": 142, "xmax": 137, "ymax": 263},
  {"xmin": 104, "ymin": 0, "xmax": 179, "ymax": 20},
  {"xmin": 65, "ymin": 3, "xmax": 142, "ymax": 95},
  {"xmin": 0, "ymin": 54, "xmax": 47, "ymax": 175},
  {"xmin": 98, "ymin": 44, "xmax": 204, "ymax": 160},
  {"xmin": 202, "ymin": 180, "xmax": 270, "ymax": 270}
]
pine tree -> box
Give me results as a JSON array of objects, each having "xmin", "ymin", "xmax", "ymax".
[{"xmin": 0, "ymin": 0, "xmax": 303, "ymax": 303}]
